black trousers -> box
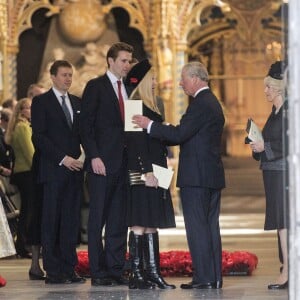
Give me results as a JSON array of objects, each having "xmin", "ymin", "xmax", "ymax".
[
  {"xmin": 13, "ymin": 171, "xmax": 40, "ymax": 249},
  {"xmin": 180, "ymin": 187, "xmax": 222, "ymax": 284},
  {"xmin": 87, "ymin": 166, "xmax": 128, "ymax": 279},
  {"xmin": 41, "ymin": 172, "xmax": 82, "ymax": 276}
]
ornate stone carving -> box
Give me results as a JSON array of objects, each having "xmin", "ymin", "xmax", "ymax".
[
  {"xmin": 2, "ymin": 0, "xmax": 286, "ymax": 158},
  {"xmin": 1, "ymin": 0, "xmax": 59, "ymax": 101},
  {"xmin": 58, "ymin": 0, "xmax": 107, "ymax": 44},
  {"xmin": 71, "ymin": 43, "xmax": 110, "ymax": 96},
  {"xmin": 38, "ymin": 47, "xmax": 66, "ymax": 89},
  {"xmin": 223, "ymin": 0, "xmax": 273, "ymax": 11}
]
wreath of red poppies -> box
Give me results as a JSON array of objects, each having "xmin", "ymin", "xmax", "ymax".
[{"xmin": 76, "ymin": 250, "xmax": 258, "ymax": 277}]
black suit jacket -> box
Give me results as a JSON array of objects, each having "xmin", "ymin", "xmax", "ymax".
[
  {"xmin": 150, "ymin": 89, "xmax": 225, "ymax": 189},
  {"xmin": 80, "ymin": 74, "xmax": 126, "ymax": 174},
  {"xmin": 31, "ymin": 89, "xmax": 82, "ymax": 183}
]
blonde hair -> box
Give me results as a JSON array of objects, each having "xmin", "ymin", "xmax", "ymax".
[
  {"xmin": 129, "ymin": 68, "xmax": 161, "ymax": 115},
  {"xmin": 5, "ymin": 98, "xmax": 32, "ymax": 145},
  {"xmin": 264, "ymin": 76, "xmax": 285, "ymax": 93}
]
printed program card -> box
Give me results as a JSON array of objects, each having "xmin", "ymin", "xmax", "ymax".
[{"xmin": 124, "ymin": 100, "xmax": 143, "ymax": 131}]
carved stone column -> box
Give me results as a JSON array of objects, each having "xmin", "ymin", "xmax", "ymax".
[
  {"xmin": 210, "ymin": 38, "xmax": 223, "ymax": 101},
  {"xmin": 0, "ymin": 0, "xmax": 7, "ymax": 102},
  {"xmin": 146, "ymin": 0, "xmax": 187, "ymax": 212},
  {"xmin": 5, "ymin": 44, "xmax": 18, "ymax": 100}
]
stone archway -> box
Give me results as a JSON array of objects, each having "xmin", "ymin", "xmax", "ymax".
[{"xmin": 187, "ymin": 1, "xmax": 284, "ymax": 156}]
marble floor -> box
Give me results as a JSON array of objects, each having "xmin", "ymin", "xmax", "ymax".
[
  {"xmin": 0, "ymin": 158, "xmax": 289, "ymax": 299},
  {"xmin": 0, "ymin": 218, "xmax": 288, "ymax": 300}
]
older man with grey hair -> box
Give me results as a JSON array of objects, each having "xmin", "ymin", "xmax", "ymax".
[{"xmin": 133, "ymin": 61, "xmax": 225, "ymax": 289}]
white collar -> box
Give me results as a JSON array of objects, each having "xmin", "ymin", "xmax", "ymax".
[
  {"xmin": 52, "ymin": 87, "xmax": 68, "ymax": 100},
  {"xmin": 107, "ymin": 70, "xmax": 122, "ymax": 84},
  {"xmin": 194, "ymin": 86, "xmax": 209, "ymax": 97}
]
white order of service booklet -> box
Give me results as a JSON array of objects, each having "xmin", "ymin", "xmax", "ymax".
[
  {"xmin": 246, "ymin": 118, "xmax": 264, "ymax": 142},
  {"xmin": 142, "ymin": 164, "xmax": 174, "ymax": 190},
  {"xmin": 124, "ymin": 100, "xmax": 143, "ymax": 131}
]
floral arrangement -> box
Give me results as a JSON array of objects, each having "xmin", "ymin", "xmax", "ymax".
[
  {"xmin": 76, "ymin": 250, "xmax": 258, "ymax": 277},
  {"xmin": 0, "ymin": 275, "xmax": 6, "ymax": 287},
  {"xmin": 222, "ymin": 250, "xmax": 258, "ymax": 276}
]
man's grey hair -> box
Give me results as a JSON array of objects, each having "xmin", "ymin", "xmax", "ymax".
[{"xmin": 183, "ymin": 61, "xmax": 209, "ymax": 82}]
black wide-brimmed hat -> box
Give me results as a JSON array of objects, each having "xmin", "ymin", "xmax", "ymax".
[
  {"xmin": 125, "ymin": 59, "xmax": 152, "ymax": 88},
  {"xmin": 267, "ymin": 61, "xmax": 284, "ymax": 80}
]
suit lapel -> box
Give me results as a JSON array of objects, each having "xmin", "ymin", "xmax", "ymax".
[
  {"xmin": 103, "ymin": 74, "xmax": 123, "ymax": 122},
  {"xmin": 69, "ymin": 94, "xmax": 80, "ymax": 128}
]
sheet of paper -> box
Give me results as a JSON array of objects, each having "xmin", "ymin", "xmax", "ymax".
[
  {"xmin": 124, "ymin": 100, "xmax": 143, "ymax": 131},
  {"xmin": 141, "ymin": 164, "xmax": 174, "ymax": 190},
  {"xmin": 246, "ymin": 118, "xmax": 263, "ymax": 142},
  {"xmin": 78, "ymin": 147, "xmax": 85, "ymax": 163}
]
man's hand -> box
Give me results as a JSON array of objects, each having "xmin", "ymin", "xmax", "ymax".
[
  {"xmin": 144, "ymin": 172, "xmax": 158, "ymax": 188},
  {"xmin": 91, "ymin": 157, "xmax": 106, "ymax": 176},
  {"xmin": 63, "ymin": 156, "xmax": 83, "ymax": 171},
  {"xmin": 132, "ymin": 115, "xmax": 151, "ymax": 129}
]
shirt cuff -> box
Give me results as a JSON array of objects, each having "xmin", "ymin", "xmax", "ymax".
[
  {"xmin": 147, "ymin": 121, "xmax": 154, "ymax": 134},
  {"xmin": 59, "ymin": 156, "xmax": 67, "ymax": 166}
]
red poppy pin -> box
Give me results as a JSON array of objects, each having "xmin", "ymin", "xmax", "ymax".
[{"xmin": 130, "ymin": 77, "xmax": 138, "ymax": 84}]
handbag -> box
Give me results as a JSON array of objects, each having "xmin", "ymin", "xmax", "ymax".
[{"xmin": 128, "ymin": 170, "xmax": 145, "ymax": 186}]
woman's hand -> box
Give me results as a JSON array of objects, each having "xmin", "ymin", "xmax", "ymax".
[
  {"xmin": 250, "ymin": 140, "xmax": 264, "ymax": 153},
  {"xmin": 144, "ymin": 172, "xmax": 158, "ymax": 188},
  {"xmin": 0, "ymin": 166, "xmax": 11, "ymax": 177}
]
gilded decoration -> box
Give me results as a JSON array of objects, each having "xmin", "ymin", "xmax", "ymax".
[
  {"xmin": 58, "ymin": 0, "xmax": 107, "ymax": 44},
  {"xmin": 1, "ymin": 0, "xmax": 58, "ymax": 100},
  {"xmin": 1, "ymin": 0, "xmax": 285, "ymax": 158},
  {"xmin": 0, "ymin": 0, "xmax": 7, "ymax": 96},
  {"xmin": 186, "ymin": 1, "xmax": 284, "ymax": 156},
  {"xmin": 10, "ymin": 0, "xmax": 59, "ymax": 45},
  {"xmin": 102, "ymin": 0, "xmax": 148, "ymax": 39},
  {"xmin": 223, "ymin": 0, "xmax": 270, "ymax": 11}
]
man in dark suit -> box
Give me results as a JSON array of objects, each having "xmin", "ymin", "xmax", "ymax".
[
  {"xmin": 133, "ymin": 61, "xmax": 225, "ymax": 289},
  {"xmin": 80, "ymin": 42, "xmax": 133, "ymax": 286},
  {"xmin": 31, "ymin": 60, "xmax": 85, "ymax": 284}
]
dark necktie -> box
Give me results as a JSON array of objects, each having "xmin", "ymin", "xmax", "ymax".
[
  {"xmin": 117, "ymin": 80, "xmax": 125, "ymax": 122},
  {"xmin": 61, "ymin": 95, "xmax": 72, "ymax": 128}
]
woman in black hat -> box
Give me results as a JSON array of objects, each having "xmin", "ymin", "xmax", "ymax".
[
  {"xmin": 125, "ymin": 59, "xmax": 176, "ymax": 290},
  {"xmin": 248, "ymin": 61, "xmax": 288, "ymax": 290}
]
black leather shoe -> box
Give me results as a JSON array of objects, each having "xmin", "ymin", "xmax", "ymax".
[
  {"xmin": 29, "ymin": 271, "xmax": 46, "ymax": 280},
  {"xmin": 268, "ymin": 281, "xmax": 288, "ymax": 290},
  {"xmin": 213, "ymin": 280, "xmax": 223, "ymax": 289},
  {"xmin": 45, "ymin": 275, "xmax": 72, "ymax": 284},
  {"xmin": 110, "ymin": 275, "xmax": 129, "ymax": 285},
  {"xmin": 67, "ymin": 272, "xmax": 86, "ymax": 283},
  {"xmin": 180, "ymin": 281, "xmax": 214, "ymax": 289},
  {"xmin": 91, "ymin": 277, "xmax": 113, "ymax": 286}
]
